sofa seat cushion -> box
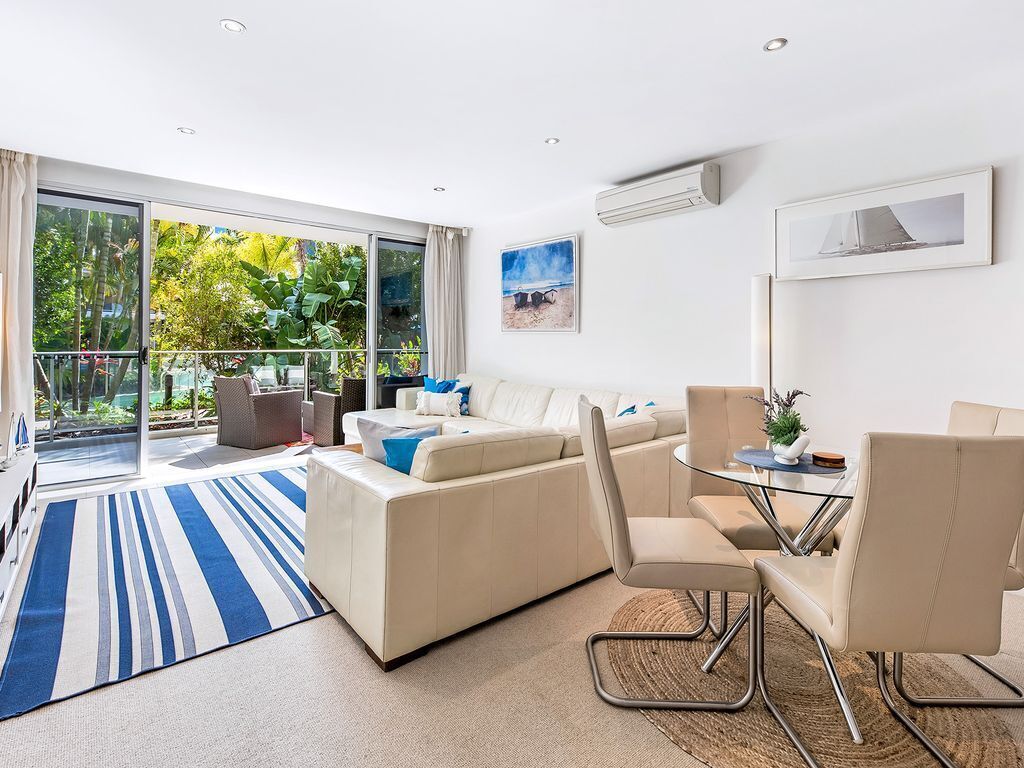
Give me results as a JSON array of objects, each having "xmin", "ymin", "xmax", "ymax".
[
  {"xmin": 486, "ymin": 381, "xmax": 554, "ymax": 427},
  {"xmin": 542, "ymin": 388, "xmax": 620, "ymax": 428},
  {"xmin": 342, "ymin": 408, "xmax": 448, "ymax": 442},
  {"xmin": 560, "ymin": 414, "xmax": 659, "ymax": 458},
  {"xmin": 689, "ymin": 495, "xmax": 834, "ymax": 552},
  {"xmin": 440, "ymin": 417, "xmax": 511, "ymax": 435},
  {"xmin": 410, "ymin": 428, "xmax": 564, "ymax": 482}
]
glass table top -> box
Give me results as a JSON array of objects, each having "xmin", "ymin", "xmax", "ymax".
[{"xmin": 674, "ymin": 441, "xmax": 860, "ymax": 499}]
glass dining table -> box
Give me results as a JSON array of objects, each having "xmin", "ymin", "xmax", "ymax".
[{"xmin": 674, "ymin": 441, "xmax": 865, "ymax": 743}]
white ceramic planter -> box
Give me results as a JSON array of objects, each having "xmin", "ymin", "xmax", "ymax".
[{"xmin": 772, "ymin": 435, "xmax": 810, "ymax": 466}]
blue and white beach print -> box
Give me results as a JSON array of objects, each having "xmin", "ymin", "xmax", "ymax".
[{"xmin": 501, "ymin": 235, "xmax": 578, "ymax": 332}]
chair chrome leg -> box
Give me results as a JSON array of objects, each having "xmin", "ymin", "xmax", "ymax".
[
  {"xmin": 716, "ymin": 591, "xmax": 729, "ymax": 638},
  {"xmin": 755, "ymin": 588, "xmax": 821, "ymax": 768},
  {"xmin": 892, "ymin": 652, "xmax": 1024, "ymax": 707},
  {"xmin": 587, "ymin": 592, "xmax": 757, "ymax": 711},
  {"xmin": 875, "ymin": 653, "xmax": 959, "ymax": 768},
  {"xmin": 685, "ymin": 590, "xmax": 731, "ymax": 639},
  {"xmin": 814, "ymin": 633, "xmax": 864, "ymax": 744}
]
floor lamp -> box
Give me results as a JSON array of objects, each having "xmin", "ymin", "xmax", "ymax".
[{"xmin": 751, "ymin": 273, "xmax": 772, "ymax": 394}]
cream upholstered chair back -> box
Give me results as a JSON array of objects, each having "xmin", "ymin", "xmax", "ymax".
[
  {"xmin": 579, "ymin": 398, "xmax": 633, "ymax": 580},
  {"xmin": 832, "ymin": 432, "xmax": 1024, "ymax": 655},
  {"xmin": 685, "ymin": 386, "xmax": 766, "ymax": 497},
  {"xmin": 948, "ymin": 400, "xmax": 1024, "ymax": 587}
]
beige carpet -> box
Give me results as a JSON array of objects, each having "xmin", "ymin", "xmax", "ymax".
[
  {"xmin": 607, "ymin": 590, "xmax": 1021, "ymax": 767},
  {"xmin": 4, "ymin": 513, "xmax": 1024, "ymax": 768}
]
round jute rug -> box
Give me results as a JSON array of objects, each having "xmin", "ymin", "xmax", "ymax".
[{"xmin": 606, "ymin": 590, "xmax": 1022, "ymax": 767}]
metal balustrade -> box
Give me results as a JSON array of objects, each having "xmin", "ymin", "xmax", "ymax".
[{"xmin": 33, "ymin": 347, "xmax": 425, "ymax": 442}]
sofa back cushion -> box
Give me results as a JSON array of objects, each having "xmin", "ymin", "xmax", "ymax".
[
  {"xmin": 616, "ymin": 393, "xmax": 687, "ymax": 438},
  {"xmin": 410, "ymin": 428, "xmax": 564, "ymax": 482},
  {"xmin": 560, "ymin": 413, "xmax": 659, "ymax": 458},
  {"xmin": 455, "ymin": 373, "xmax": 503, "ymax": 418},
  {"xmin": 542, "ymin": 389, "xmax": 620, "ymax": 428},
  {"xmin": 485, "ymin": 381, "xmax": 554, "ymax": 427}
]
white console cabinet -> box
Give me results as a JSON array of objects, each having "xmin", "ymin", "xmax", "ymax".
[{"xmin": 0, "ymin": 453, "xmax": 39, "ymax": 616}]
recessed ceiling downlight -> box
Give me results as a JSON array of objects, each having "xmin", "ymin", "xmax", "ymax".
[
  {"xmin": 544, "ymin": 137, "xmax": 560, "ymax": 145},
  {"xmin": 219, "ymin": 18, "xmax": 247, "ymax": 34},
  {"xmin": 433, "ymin": 186, "xmax": 446, "ymax": 192},
  {"xmin": 176, "ymin": 126, "xmax": 196, "ymax": 135},
  {"xmin": 763, "ymin": 37, "xmax": 788, "ymax": 52}
]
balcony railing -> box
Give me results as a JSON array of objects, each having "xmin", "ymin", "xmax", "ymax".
[{"xmin": 33, "ymin": 347, "xmax": 426, "ymax": 442}]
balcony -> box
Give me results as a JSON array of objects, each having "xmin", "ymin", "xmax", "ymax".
[{"xmin": 33, "ymin": 347, "xmax": 425, "ymax": 486}]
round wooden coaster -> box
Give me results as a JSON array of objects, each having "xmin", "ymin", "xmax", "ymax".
[{"xmin": 812, "ymin": 451, "xmax": 846, "ymax": 468}]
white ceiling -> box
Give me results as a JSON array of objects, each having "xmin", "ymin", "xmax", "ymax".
[{"xmin": 3, "ymin": 1, "xmax": 1023, "ymax": 227}]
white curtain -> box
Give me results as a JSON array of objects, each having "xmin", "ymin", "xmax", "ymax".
[
  {"xmin": 0, "ymin": 149, "xmax": 37, "ymax": 444},
  {"xmin": 423, "ymin": 224, "xmax": 466, "ymax": 379}
]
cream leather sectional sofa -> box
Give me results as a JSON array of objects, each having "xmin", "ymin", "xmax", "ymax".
[{"xmin": 304, "ymin": 373, "xmax": 690, "ymax": 669}]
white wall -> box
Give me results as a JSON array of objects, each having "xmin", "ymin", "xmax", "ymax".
[
  {"xmin": 37, "ymin": 158, "xmax": 428, "ymax": 241},
  {"xmin": 465, "ymin": 71, "xmax": 1024, "ymax": 451}
]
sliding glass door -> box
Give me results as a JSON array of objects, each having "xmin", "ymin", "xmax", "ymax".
[
  {"xmin": 33, "ymin": 192, "xmax": 148, "ymax": 485},
  {"xmin": 375, "ymin": 239, "xmax": 427, "ymax": 407}
]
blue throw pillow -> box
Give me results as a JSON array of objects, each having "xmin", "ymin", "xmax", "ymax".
[
  {"xmin": 617, "ymin": 400, "xmax": 656, "ymax": 417},
  {"xmin": 383, "ymin": 436, "xmax": 427, "ymax": 475},
  {"xmin": 424, "ymin": 377, "xmax": 458, "ymax": 394},
  {"xmin": 454, "ymin": 385, "xmax": 471, "ymax": 416}
]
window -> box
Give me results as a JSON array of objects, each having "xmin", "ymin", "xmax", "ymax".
[{"xmin": 375, "ymin": 239, "xmax": 427, "ymax": 406}]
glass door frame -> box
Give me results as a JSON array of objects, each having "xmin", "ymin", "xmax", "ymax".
[
  {"xmin": 36, "ymin": 178, "xmax": 427, "ymax": 483},
  {"xmin": 369, "ymin": 235, "xmax": 429, "ymax": 411},
  {"xmin": 34, "ymin": 189, "xmax": 151, "ymax": 483}
]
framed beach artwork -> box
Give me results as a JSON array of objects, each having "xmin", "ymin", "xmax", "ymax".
[
  {"xmin": 500, "ymin": 234, "xmax": 579, "ymax": 332},
  {"xmin": 775, "ymin": 167, "xmax": 992, "ymax": 281}
]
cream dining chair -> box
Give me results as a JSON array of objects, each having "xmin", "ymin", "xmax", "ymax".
[
  {"xmin": 578, "ymin": 398, "xmax": 762, "ymax": 711},
  {"xmin": 685, "ymin": 386, "xmax": 834, "ymax": 553},
  {"xmin": 754, "ymin": 432, "xmax": 1024, "ymax": 768},
  {"xmin": 834, "ymin": 400, "xmax": 1024, "ymax": 708}
]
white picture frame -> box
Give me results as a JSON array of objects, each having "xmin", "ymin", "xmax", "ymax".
[
  {"xmin": 774, "ymin": 167, "xmax": 992, "ymax": 281},
  {"xmin": 500, "ymin": 233, "xmax": 579, "ymax": 333}
]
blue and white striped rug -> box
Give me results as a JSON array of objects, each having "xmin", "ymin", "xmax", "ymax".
[{"xmin": 0, "ymin": 466, "xmax": 330, "ymax": 720}]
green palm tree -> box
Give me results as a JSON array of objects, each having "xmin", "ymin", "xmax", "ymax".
[{"xmin": 237, "ymin": 233, "xmax": 299, "ymax": 276}]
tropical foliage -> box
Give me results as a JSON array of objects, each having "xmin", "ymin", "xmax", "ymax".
[
  {"xmin": 241, "ymin": 251, "xmax": 365, "ymax": 350},
  {"xmin": 33, "ymin": 206, "xmax": 426, "ymax": 434}
]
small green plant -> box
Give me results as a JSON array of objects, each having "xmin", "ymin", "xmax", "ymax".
[
  {"xmin": 748, "ymin": 388, "xmax": 809, "ymax": 446},
  {"xmin": 394, "ymin": 336, "xmax": 423, "ymax": 377},
  {"xmin": 336, "ymin": 352, "xmax": 389, "ymax": 380}
]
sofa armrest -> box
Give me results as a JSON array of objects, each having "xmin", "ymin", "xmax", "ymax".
[
  {"xmin": 308, "ymin": 450, "xmax": 435, "ymax": 501},
  {"xmin": 395, "ymin": 386, "xmax": 423, "ymax": 411},
  {"xmin": 304, "ymin": 451, "xmax": 440, "ymax": 663}
]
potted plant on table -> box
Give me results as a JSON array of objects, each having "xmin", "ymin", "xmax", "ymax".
[{"xmin": 749, "ymin": 389, "xmax": 810, "ymax": 465}]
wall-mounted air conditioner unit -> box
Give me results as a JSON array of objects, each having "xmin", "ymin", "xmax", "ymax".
[{"xmin": 595, "ymin": 162, "xmax": 720, "ymax": 226}]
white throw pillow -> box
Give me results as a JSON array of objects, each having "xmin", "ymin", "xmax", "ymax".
[
  {"xmin": 415, "ymin": 391, "xmax": 463, "ymax": 417},
  {"xmin": 356, "ymin": 418, "xmax": 439, "ymax": 463}
]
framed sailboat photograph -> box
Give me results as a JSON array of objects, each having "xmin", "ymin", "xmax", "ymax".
[{"xmin": 775, "ymin": 167, "xmax": 992, "ymax": 280}]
